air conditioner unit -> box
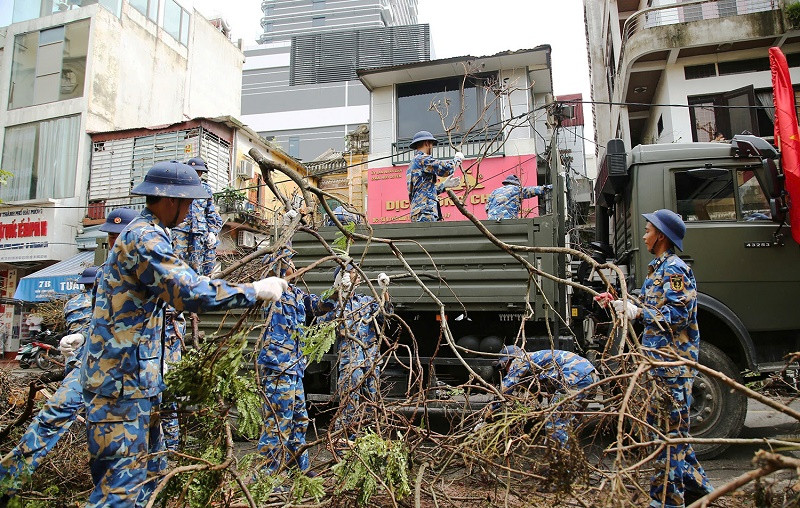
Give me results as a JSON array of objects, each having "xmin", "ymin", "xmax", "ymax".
[
  {"xmin": 237, "ymin": 159, "xmax": 254, "ymax": 180},
  {"xmin": 237, "ymin": 230, "xmax": 256, "ymax": 248}
]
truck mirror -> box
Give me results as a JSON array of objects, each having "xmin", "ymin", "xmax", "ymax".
[
  {"xmin": 754, "ymin": 158, "xmax": 782, "ymax": 199},
  {"xmin": 686, "ymin": 167, "xmax": 730, "ymax": 179},
  {"xmin": 769, "ymin": 197, "xmax": 787, "ymax": 223}
]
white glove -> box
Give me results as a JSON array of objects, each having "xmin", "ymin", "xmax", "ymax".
[
  {"xmin": 59, "ymin": 333, "xmax": 84, "ymax": 357},
  {"xmin": 611, "ymin": 299, "xmax": 641, "ymax": 320},
  {"xmin": 440, "ymin": 176, "xmax": 461, "ymax": 190},
  {"xmin": 283, "ymin": 209, "xmax": 298, "ymax": 225},
  {"xmin": 378, "ymin": 273, "xmax": 390, "ymax": 289},
  {"xmin": 206, "ymin": 231, "xmax": 217, "ymax": 246},
  {"xmin": 337, "ymin": 272, "xmax": 352, "ymax": 291},
  {"xmin": 473, "ymin": 421, "xmax": 486, "ymax": 432},
  {"xmin": 252, "ymin": 277, "xmax": 288, "ymax": 302},
  {"xmin": 453, "ymin": 152, "xmax": 465, "ymax": 164}
]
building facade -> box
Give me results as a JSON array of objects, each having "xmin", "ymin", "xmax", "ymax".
[
  {"xmin": 359, "ymin": 47, "xmax": 554, "ymax": 223},
  {"xmin": 0, "ymin": 0, "xmax": 244, "ymax": 355},
  {"xmin": 258, "ymin": 0, "xmax": 418, "ymax": 43},
  {"xmin": 584, "ymin": 0, "xmax": 800, "ymax": 152}
]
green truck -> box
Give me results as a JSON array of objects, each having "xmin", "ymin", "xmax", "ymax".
[{"xmin": 204, "ymin": 135, "xmax": 798, "ymax": 459}]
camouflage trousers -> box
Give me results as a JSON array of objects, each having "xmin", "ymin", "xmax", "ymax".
[
  {"xmin": 0, "ymin": 368, "xmax": 83, "ymax": 491},
  {"xmin": 648, "ymin": 376, "xmax": 713, "ymax": 508},
  {"xmin": 172, "ymin": 229, "xmax": 216, "ymax": 276},
  {"xmin": 410, "ymin": 211, "xmax": 439, "ymax": 222},
  {"xmin": 334, "ymin": 344, "xmax": 381, "ymax": 434},
  {"xmin": 257, "ymin": 367, "xmax": 309, "ymax": 474},
  {"xmin": 547, "ymin": 371, "xmax": 599, "ymax": 446},
  {"xmin": 84, "ymin": 391, "xmax": 166, "ymax": 508}
]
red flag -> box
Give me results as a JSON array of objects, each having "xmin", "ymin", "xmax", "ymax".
[{"xmin": 769, "ymin": 47, "xmax": 800, "ymax": 244}]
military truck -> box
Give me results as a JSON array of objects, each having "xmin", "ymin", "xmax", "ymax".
[{"xmin": 204, "ymin": 135, "xmax": 798, "ymax": 459}]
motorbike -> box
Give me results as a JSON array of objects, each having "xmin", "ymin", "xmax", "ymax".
[
  {"xmin": 16, "ymin": 329, "xmax": 64, "ymax": 370},
  {"xmin": 15, "ymin": 340, "xmax": 37, "ymax": 369}
]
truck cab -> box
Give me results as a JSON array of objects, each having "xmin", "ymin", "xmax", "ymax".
[{"xmin": 592, "ymin": 136, "xmax": 800, "ymax": 456}]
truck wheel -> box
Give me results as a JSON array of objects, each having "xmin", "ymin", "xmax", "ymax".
[{"xmin": 691, "ymin": 341, "xmax": 747, "ymax": 460}]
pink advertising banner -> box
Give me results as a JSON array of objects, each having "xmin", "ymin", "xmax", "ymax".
[{"xmin": 367, "ymin": 155, "xmax": 539, "ymax": 224}]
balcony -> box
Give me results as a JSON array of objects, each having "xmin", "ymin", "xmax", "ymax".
[{"xmin": 390, "ymin": 131, "xmax": 505, "ymax": 165}]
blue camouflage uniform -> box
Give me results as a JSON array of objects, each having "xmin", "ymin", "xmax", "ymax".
[
  {"xmin": 0, "ymin": 290, "xmax": 94, "ymax": 491},
  {"xmin": 257, "ymin": 283, "xmax": 332, "ymax": 473},
  {"xmin": 321, "ymin": 292, "xmax": 392, "ymax": 433},
  {"xmin": 161, "ymin": 310, "xmax": 185, "ymax": 452},
  {"xmin": 171, "ymin": 181, "xmax": 223, "ymax": 275},
  {"xmin": 496, "ymin": 349, "xmax": 598, "ymax": 445},
  {"xmin": 640, "ymin": 249, "xmax": 712, "ymax": 508},
  {"xmin": 406, "ymin": 151, "xmax": 457, "ymax": 222},
  {"xmin": 486, "ymin": 183, "xmax": 545, "ymax": 220},
  {"xmin": 79, "ymin": 208, "xmax": 258, "ymax": 507}
]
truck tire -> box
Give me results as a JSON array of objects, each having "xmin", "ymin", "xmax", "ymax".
[{"xmin": 691, "ymin": 341, "xmax": 747, "ymax": 459}]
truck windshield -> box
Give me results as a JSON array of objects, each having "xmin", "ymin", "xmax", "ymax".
[{"xmin": 674, "ymin": 169, "xmax": 772, "ymax": 222}]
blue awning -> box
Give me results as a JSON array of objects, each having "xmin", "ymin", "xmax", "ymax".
[{"xmin": 14, "ymin": 251, "xmax": 96, "ymax": 302}]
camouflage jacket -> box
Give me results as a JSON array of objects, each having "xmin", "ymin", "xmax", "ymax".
[
  {"xmin": 486, "ymin": 184, "xmax": 542, "ymax": 220},
  {"xmin": 64, "ymin": 291, "xmax": 92, "ymax": 337},
  {"xmin": 639, "ymin": 249, "xmax": 699, "ymax": 378},
  {"xmin": 406, "ymin": 151, "xmax": 457, "ymax": 222},
  {"xmin": 173, "ymin": 181, "xmax": 223, "ymax": 236},
  {"xmin": 80, "ymin": 208, "xmax": 257, "ymax": 399},
  {"xmin": 257, "ymin": 285, "xmax": 333, "ymax": 376},
  {"xmin": 501, "ymin": 349, "xmax": 596, "ymax": 394},
  {"xmin": 320, "ymin": 292, "xmax": 393, "ymax": 358}
]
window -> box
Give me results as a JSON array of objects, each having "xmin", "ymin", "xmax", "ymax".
[
  {"xmin": 688, "ymin": 85, "xmax": 758, "ymax": 141},
  {"xmin": 288, "ymin": 137, "xmax": 300, "ymax": 158},
  {"xmin": 684, "ymin": 63, "xmax": 717, "ymax": 80},
  {"xmin": 264, "ymin": 22, "xmax": 274, "ymax": 33},
  {"xmin": 312, "ymin": 16, "xmax": 325, "ymax": 27},
  {"xmin": 313, "ymin": 0, "xmax": 325, "ymax": 9},
  {"xmin": 163, "ymin": 0, "xmax": 190, "ymax": 45},
  {"xmin": 0, "ymin": 115, "xmax": 81, "ymax": 202},
  {"xmin": 737, "ymin": 170, "xmax": 772, "ymax": 221},
  {"xmin": 675, "ymin": 169, "xmax": 736, "ymax": 222},
  {"xmin": 396, "ymin": 75, "xmax": 502, "ymax": 140},
  {"xmin": 8, "ymin": 19, "xmax": 90, "ymax": 109},
  {"xmin": 130, "ymin": 0, "xmax": 159, "ymax": 21}
]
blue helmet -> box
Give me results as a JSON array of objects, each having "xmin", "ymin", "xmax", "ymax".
[
  {"xmin": 99, "ymin": 207, "xmax": 139, "ymax": 233},
  {"xmin": 496, "ymin": 344, "xmax": 525, "ymax": 368},
  {"xmin": 409, "ymin": 131, "xmax": 438, "ymax": 150},
  {"xmin": 186, "ymin": 157, "xmax": 208, "ymax": 173},
  {"xmin": 502, "ymin": 174, "xmax": 521, "ymax": 186},
  {"xmin": 131, "ymin": 161, "xmax": 210, "ymax": 199},
  {"xmin": 642, "ymin": 209, "xmax": 686, "ymax": 251},
  {"xmin": 77, "ymin": 266, "xmax": 98, "ymax": 285}
]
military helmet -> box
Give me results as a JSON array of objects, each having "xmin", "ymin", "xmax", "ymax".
[
  {"xmin": 186, "ymin": 157, "xmax": 208, "ymax": 173},
  {"xmin": 502, "ymin": 174, "xmax": 521, "ymax": 186},
  {"xmin": 99, "ymin": 207, "xmax": 139, "ymax": 234},
  {"xmin": 409, "ymin": 131, "xmax": 438, "ymax": 150},
  {"xmin": 77, "ymin": 266, "xmax": 98, "ymax": 285},
  {"xmin": 642, "ymin": 209, "xmax": 686, "ymax": 251},
  {"xmin": 496, "ymin": 344, "xmax": 525, "ymax": 369},
  {"xmin": 131, "ymin": 161, "xmax": 210, "ymax": 199}
]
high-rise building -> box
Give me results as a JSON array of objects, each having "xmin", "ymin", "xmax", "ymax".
[
  {"xmin": 242, "ymin": 0, "xmax": 428, "ymax": 162},
  {"xmin": 258, "ymin": 0, "xmax": 418, "ymax": 44}
]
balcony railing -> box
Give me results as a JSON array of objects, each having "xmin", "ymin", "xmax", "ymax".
[
  {"xmin": 391, "ymin": 130, "xmax": 505, "ymax": 165},
  {"xmin": 619, "ymin": 0, "xmax": 781, "ymax": 74}
]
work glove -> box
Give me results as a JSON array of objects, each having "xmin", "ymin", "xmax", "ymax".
[
  {"xmin": 59, "ymin": 333, "xmax": 84, "ymax": 357},
  {"xmin": 611, "ymin": 299, "xmax": 641, "ymax": 320},
  {"xmin": 541, "ymin": 184, "xmax": 554, "ymax": 192},
  {"xmin": 453, "ymin": 151, "xmax": 465, "ymax": 164},
  {"xmin": 378, "ymin": 273, "xmax": 390, "ymax": 289},
  {"xmin": 335, "ymin": 272, "xmax": 352, "ymax": 291},
  {"xmin": 206, "ymin": 231, "xmax": 217, "ymax": 246},
  {"xmin": 440, "ymin": 176, "xmax": 461, "ymax": 190},
  {"xmin": 593, "ymin": 292, "xmax": 614, "ymax": 308},
  {"xmin": 283, "ymin": 209, "xmax": 299, "ymax": 226},
  {"xmin": 252, "ymin": 277, "xmax": 288, "ymax": 302}
]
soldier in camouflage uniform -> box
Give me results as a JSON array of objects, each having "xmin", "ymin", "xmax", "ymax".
[
  {"xmin": 161, "ymin": 311, "xmax": 185, "ymax": 452},
  {"xmin": 604, "ymin": 209, "xmax": 713, "ymax": 507},
  {"xmin": 0, "ymin": 267, "xmax": 95, "ymax": 491},
  {"xmin": 256, "ymin": 247, "xmax": 334, "ymax": 474},
  {"xmin": 171, "ymin": 157, "xmax": 223, "ymax": 276},
  {"xmin": 320, "ymin": 263, "xmax": 392, "ymax": 436},
  {"xmin": 0, "ymin": 207, "xmax": 139, "ymax": 494},
  {"xmin": 488, "ymin": 345, "xmax": 598, "ymax": 445},
  {"xmin": 485, "ymin": 174, "xmax": 552, "ymax": 221},
  {"xmin": 406, "ymin": 131, "xmax": 463, "ymax": 222},
  {"xmin": 79, "ymin": 161, "xmax": 286, "ymax": 507}
]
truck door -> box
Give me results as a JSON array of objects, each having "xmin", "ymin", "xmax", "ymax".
[{"xmin": 672, "ymin": 166, "xmax": 800, "ymax": 363}]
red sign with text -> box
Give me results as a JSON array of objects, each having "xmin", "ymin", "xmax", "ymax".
[{"xmin": 367, "ymin": 155, "xmax": 539, "ymax": 224}]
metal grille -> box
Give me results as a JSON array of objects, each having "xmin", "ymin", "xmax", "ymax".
[
  {"xmin": 89, "ymin": 138, "xmax": 135, "ymax": 200},
  {"xmin": 391, "ymin": 131, "xmax": 505, "ymax": 165},
  {"xmin": 199, "ymin": 130, "xmax": 232, "ymax": 193},
  {"xmin": 290, "ymin": 24, "xmax": 430, "ymax": 86}
]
